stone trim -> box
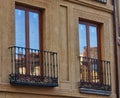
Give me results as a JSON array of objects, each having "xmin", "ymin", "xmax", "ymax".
[{"xmin": 63, "ymin": 0, "xmax": 113, "ymax": 13}]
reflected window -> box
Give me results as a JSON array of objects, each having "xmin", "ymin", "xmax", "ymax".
[{"xmin": 79, "ymin": 22, "xmax": 100, "ymax": 59}]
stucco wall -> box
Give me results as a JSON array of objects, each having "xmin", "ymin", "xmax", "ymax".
[{"xmin": 0, "ymin": 0, "xmax": 116, "ymax": 98}]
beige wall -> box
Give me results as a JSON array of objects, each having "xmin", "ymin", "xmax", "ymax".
[{"xmin": 0, "ymin": 0, "xmax": 116, "ymax": 98}]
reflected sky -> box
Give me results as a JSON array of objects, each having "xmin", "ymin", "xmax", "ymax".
[
  {"xmin": 15, "ymin": 9, "xmax": 25, "ymax": 47},
  {"xmin": 89, "ymin": 26, "xmax": 97, "ymax": 47},
  {"xmin": 15, "ymin": 9, "xmax": 40, "ymax": 50},
  {"xmin": 79, "ymin": 24, "xmax": 87, "ymax": 54},
  {"xmin": 29, "ymin": 12, "xmax": 39, "ymax": 49},
  {"xmin": 79, "ymin": 23, "xmax": 98, "ymax": 57}
]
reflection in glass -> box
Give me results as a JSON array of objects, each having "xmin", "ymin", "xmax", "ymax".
[
  {"xmin": 79, "ymin": 24, "xmax": 87, "ymax": 56},
  {"xmin": 15, "ymin": 7, "xmax": 42, "ymax": 77},
  {"xmin": 15, "ymin": 9, "xmax": 26, "ymax": 47},
  {"xmin": 89, "ymin": 26, "xmax": 98, "ymax": 58},
  {"xmin": 29, "ymin": 12, "xmax": 39, "ymax": 50},
  {"xmin": 79, "ymin": 22, "xmax": 100, "ymax": 85}
]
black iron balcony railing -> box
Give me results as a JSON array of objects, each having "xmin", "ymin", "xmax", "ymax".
[
  {"xmin": 79, "ymin": 56, "xmax": 111, "ymax": 95},
  {"xmin": 9, "ymin": 46, "xmax": 58, "ymax": 87}
]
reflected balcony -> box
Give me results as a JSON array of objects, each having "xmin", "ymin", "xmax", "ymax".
[{"xmin": 9, "ymin": 46, "xmax": 58, "ymax": 87}]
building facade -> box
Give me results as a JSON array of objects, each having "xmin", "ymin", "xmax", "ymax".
[{"xmin": 0, "ymin": 0, "xmax": 117, "ymax": 98}]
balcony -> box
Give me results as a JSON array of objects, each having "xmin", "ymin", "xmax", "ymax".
[
  {"xmin": 9, "ymin": 46, "xmax": 58, "ymax": 87},
  {"xmin": 79, "ymin": 56, "xmax": 111, "ymax": 95}
]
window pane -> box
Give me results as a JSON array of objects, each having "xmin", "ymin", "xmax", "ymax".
[
  {"xmin": 79, "ymin": 24, "xmax": 87, "ymax": 56},
  {"xmin": 29, "ymin": 12, "xmax": 39, "ymax": 49},
  {"xmin": 89, "ymin": 26, "xmax": 98, "ymax": 58},
  {"xmin": 15, "ymin": 9, "xmax": 26, "ymax": 47}
]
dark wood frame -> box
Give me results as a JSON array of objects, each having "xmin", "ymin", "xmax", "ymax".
[
  {"xmin": 79, "ymin": 20, "xmax": 102, "ymax": 82},
  {"xmin": 79, "ymin": 21, "xmax": 101, "ymax": 59},
  {"xmin": 15, "ymin": 5, "xmax": 43, "ymax": 75}
]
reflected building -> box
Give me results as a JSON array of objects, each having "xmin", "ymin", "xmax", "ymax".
[{"xmin": 80, "ymin": 47, "xmax": 99, "ymax": 83}]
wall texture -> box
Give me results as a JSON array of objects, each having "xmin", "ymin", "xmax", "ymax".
[{"xmin": 0, "ymin": 0, "xmax": 116, "ymax": 98}]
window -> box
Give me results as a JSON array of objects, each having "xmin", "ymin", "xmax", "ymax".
[
  {"xmin": 15, "ymin": 5, "xmax": 43, "ymax": 75},
  {"xmin": 79, "ymin": 21, "xmax": 101, "ymax": 84},
  {"xmin": 15, "ymin": 6, "xmax": 42, "ymax": 50},
  {"xmin": 9, "ymin": 5, "xmax": 58, "ymax": 87},
  {"xmin": 79, "ymin": 21, "xmax": 111, "ymax": 95},
  {"xmin": 79, "ymin": 21, "xmax": 100, "ymax": 59}
]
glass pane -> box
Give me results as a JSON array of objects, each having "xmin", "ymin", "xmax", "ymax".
[
  {"xmin": 79, "ymin": 24, "xmax": 87, "ymax": 56},
  {"xmin": 89, "ymin": 26, "xmax": 98, "ymax": 58},
  {"xmin": 15, "ymin": 9, "xmax": 26, "ymax": 47},
  {"xmin": 29, "ymin": 12, "xmax": 39, "ymax": 50}
]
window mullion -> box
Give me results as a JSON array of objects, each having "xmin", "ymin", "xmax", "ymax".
[
  {"xmin": 86, "ymin": 24, "xmax": 90, "ymax": 57},
  {"xmin": 25, "ymin": 9, "xmax": 29, "ymax": 49},
  {"xmin": 25, "ymin": 9, "xmax": 30, "ymax": 75}
]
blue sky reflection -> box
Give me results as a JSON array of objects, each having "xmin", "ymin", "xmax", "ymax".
[
  {"xmin": 79, "ymin": 24, "xmax": 87, "ymax": 54},
  {"xmin": 15, "ymin": 9, "xmax": 40, "ymax": 50},
  {"xmin": 29, "ymin": 12, "xmax": 39, "ymax": 49},
  {"xmin": 15, "ymin": 9, "xmax": 25, "ymax": 47}
]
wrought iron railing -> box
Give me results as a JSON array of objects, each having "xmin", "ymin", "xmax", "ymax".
[
  {"xmin": 9, "ymin": 46, "xmax": 58, "ymax": 87},
  {"xmin": 79, "ymin": 56, "xmax": 111, "ymax": 95}
]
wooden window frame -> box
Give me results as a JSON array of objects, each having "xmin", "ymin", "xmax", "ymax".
[
  {"xmin": 79, "ymin": 21, "xmax": 101, "ymax": 59},
  {"xmin": 79, "ymin": 20, "xmax": 103, "ymax": 83},
  {"xmin": 15, "ymin": 5, "xmax": 43, "ymax": 75},
  {"xmin": 15, "ymin": 5, "xmax": 43, "ymax": 50}
]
